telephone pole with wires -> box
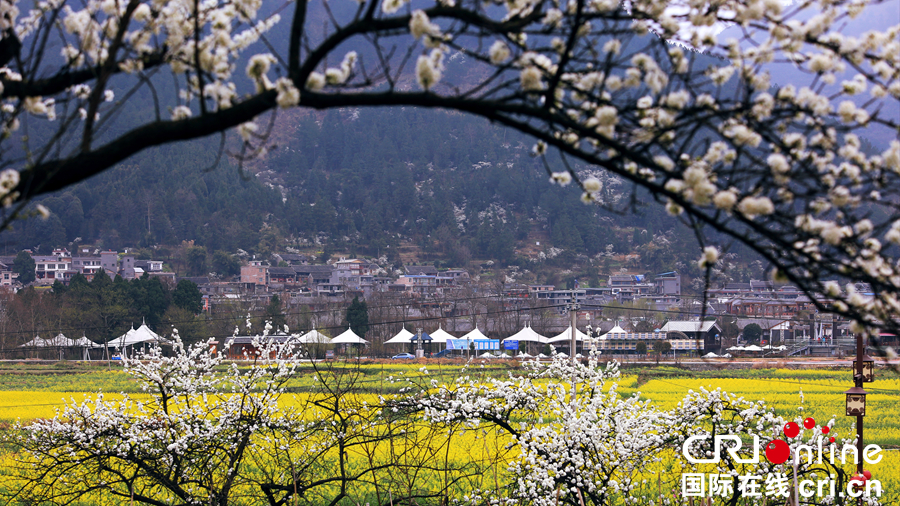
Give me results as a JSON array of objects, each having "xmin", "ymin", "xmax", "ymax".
[{"xmin": 569, "ymin": 292, "xmax": 579, "ymax": 366}]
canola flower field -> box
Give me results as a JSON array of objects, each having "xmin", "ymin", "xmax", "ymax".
[{"xmin": 0, "ymin": 361, "xmax": 898, "ymax": 504}]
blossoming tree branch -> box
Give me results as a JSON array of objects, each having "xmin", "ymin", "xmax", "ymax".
[{"xmin": 0, "ymin": 0, "xmax": 898, "ymax": 340}]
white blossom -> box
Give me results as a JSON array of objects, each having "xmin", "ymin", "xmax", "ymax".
[
  {"xmin": 275, "ymin": 78, "xmax": 300, "ymax": 108},
  {"xmin": 489, "ymin": 40, "xmax": 510, "ymax": 64},
  {"xmin": 737, "ymin": 196, "xmax": 775, "ymax": 218},
  {"xmin": 698, "ymin": 246, "xmax": 719, "ymax": 268},
  {"xmin": 520, "ymin": 66, "xmax": 543, "ymax": 91},
  {"xmin": 416, "ymin": 49, "xmax": 444, "ymax": 90}
]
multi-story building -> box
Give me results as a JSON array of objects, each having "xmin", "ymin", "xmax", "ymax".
[
  {"xmin": 71, "ymin": 257, "xmax": 103, "ymax": 278},
  {"xmin": 34, "ymin": 254, "xmax": 73, "ymax": 281},
  {"xmin": 0, "ymin": 261, "xmax": 17, "ymax": 286},
  {"xmin": 653, "ymin": 272, "xmax": 681, "ymax": 295},
  {"xmin": 240, "ymin": 261, "xmax": 269, "ymax": 287}
]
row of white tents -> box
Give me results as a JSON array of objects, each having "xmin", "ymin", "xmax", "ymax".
[
  {"xmin": 383, "ymin": 323, "xmax": 589, "ymax": 345},
  {"xmin": 20, "ymin": 323, "xmax": 173, "ymax": 351},
  {"xmin": 19, "ymin": 323, "xmax": 173, "ymax": 360},
  {"xmin": 726, "ymin": 344, "xmax": 788, "ymax": 352}
]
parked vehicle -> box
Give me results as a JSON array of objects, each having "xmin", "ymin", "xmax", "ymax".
[
  {"xmin": 391, "ymin": 353, "xmax": 415, "ymax": 360},
  {"xmin": 433, "ymin": 349, "xmax": 452, "ymax": 358}
]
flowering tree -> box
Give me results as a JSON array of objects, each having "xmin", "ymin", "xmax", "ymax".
[
  {"xmin": 5, "ymin": 331, "xmax": 487, "ymax": 506},
  {"xmin": 0, "ymin": 0, "xmax": 898, "ymax": 341},
  {"xmin": 412, "ymin": 353, "xmax": 870, "ymax": 505}
]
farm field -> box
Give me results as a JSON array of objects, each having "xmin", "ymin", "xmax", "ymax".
[{"xmin": 0, "ymin": 360, "xmax": 897, "ymax": 504}]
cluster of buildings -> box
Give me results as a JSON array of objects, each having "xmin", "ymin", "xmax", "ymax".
[
  {"xmin": 1, "ymin": 248, "xmax": 878, "ymax": 357},
  {"xmin": 0, "ymin": 248, "xmax": 170, "ymax": 286},
  {"xmin": 241, "ymin": 259, "xmax": 472, "ymax": 298}
]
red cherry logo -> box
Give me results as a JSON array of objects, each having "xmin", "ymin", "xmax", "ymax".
[
  {"xmin": 803, "ymin": 417, "xmax": 816, "ymax": 429},
  {"xmin": 783, "ymin": 422, "xmax": 800, "ymax": 438},
  {"xmin": 822, "ymin": 426, "xmax": 830, "ymax": 435},
  {"xmin": 850, "ymin": 474, "xmax": 867, "ymax": 490},
  {"xmin": 765, "ymin": 439, "xmax": 790, "ymax": 464},
  {"xmin": 863, "ymin": 470, "xmax": 872, "ymax": 480},
  {"xmin": 829, "ymin": 437, "xmax": 835, "ymax": 443}
]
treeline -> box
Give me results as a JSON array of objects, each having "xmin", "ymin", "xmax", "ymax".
[{"xmin": 0, "ymin": 273, "xmax": 206, "ymax": 349}]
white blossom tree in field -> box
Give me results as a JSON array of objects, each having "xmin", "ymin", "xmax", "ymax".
[
  {"xmin": 0, "ymin": 0, "xmax": 898, "ymax": 341},
  {"xmin": 5, "ymin": 330, "xmax": 489, "ymax": 506},
  {"xmin": 411, "ymin": 354, "xmax": 870, "ymax": 506}
]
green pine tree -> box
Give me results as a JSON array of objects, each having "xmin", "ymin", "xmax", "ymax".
[{"xmin": 345, "ymin": 296, "xmax": 369, "ymax": 337}]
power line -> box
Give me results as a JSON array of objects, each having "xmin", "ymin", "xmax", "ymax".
[{"xmin": 0, "ymin": 287, "xmax": 851, "ymax": 342}]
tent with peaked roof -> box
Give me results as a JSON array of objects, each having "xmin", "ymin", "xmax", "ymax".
[
  {"xmin": 385, "ymin": 327, "xmax": 415, "ymax": 344},
  {"xmin": 19, "ymin": 335, "xmax": 43, "ymax": 348},
  {"xmin": 108, "ymin": 324, "xmax": 171, "ymax": 349},
  {"xmin": 546, "ymin": 326, "xmax": 590, "ymax": 343},
  {"xmin": 44, "ymin": 333, "xmax": 76, "ymax": 347},
  {"xmin": 461, "ymin": 328, "xmax": 489, "ymax": 341},
  {"xmin": 429, "ymin": 325, "xmax": 456, "ymax": 344},
  {"xmin": 72, "ymin": 336, "xmax": 101, "ymax": 348},
  {"xmin": 104, "ymin": 323, "xmax": 172, "ymax": 360},
  {"xmin": 332, "ymin": 327, "xmax": 368, "ymax": 344},
  {"xmin": 503, "ymin": 324, "xmax": 548, "ymax": 344},
  {"xmin": 598, "ymin": 324, "xmax": 627, "ymax": 339},
  {"xmin": 298, "ymin": 330, "xmax": 331, "ymax": 344},
  {"xmin": 21, "ymin": 334, "xmax": 81, "ymax": 347}
]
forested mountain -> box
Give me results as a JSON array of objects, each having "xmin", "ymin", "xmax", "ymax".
[
  {"xmin": 5, "ymin": 104, "xmax": 705, "ymax": 271},
  {"xmin": 6, "ymin": 97, "xmax": 881, "ymax": 279},
  {"xmin": 4, "ymin": 0, "xmax": 893, "ymax": 274}
]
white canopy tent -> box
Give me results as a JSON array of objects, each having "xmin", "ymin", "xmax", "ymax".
[
  {"xmin": 108, "ymin": 324, "xmax": 171, "ymax": 349},
  {"xmin": 105, "ymin": 324, "xmax": 172, "ymax": 360},
  {"xmin": 20, "ymin": 335, "xmax": 46, "ymax": 348},
  {"xmin": 429, "ymin": 325, "xmax": 456, "ymax": 344},
  {"xmin": 331, "ymin": 327, "xmax": 368, "ymax": 344},
  {"xmin": 72, "ymin": 336, "xmax": 100, "ymax": 348},
  {"xmin": 743, "ymin": 345, "xmax": 763, "ymax": 352},
  {"xmin": 703, "ymin": 352, "xmax": 719, "ymax": 358},
  {"xmin": 546, "ymin": 326, "xmax": 590, "ymax": 343},
  {"xmin": 298, "ymin": 330, "xmax": 332, "ymax": 344},
  {"xmin": 44, "ymin": 333, "xmax": 76, "ymax": 347},
  {"xmin": 461, "ymin": 328, "xmax": 489, "ymax": 341},
  {"xmin": 73, "ymin": 335, "xmax": 102, "ymax": 360},
  {"xmin": 503, "ymin": 324, "xmax": 548, "ymax": 344},
  {"xmin": 385, "ymin": 327, "xmax": 415, "ymax": 345},
  {"xmin": 21, "ymin": 333, "xmax": 102, "ymax": 360},
  {"xmin": 597, "ymin": 324, "xmax": 627, "ymax": 339}
]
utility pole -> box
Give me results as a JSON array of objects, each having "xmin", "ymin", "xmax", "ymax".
[
  {"xmin": 569, "ymin": 292, "xmax": 579, "ymax": 365},
  {"xmin": 855, "ymin": 334, "xmax": 864, "ymax": 502}
]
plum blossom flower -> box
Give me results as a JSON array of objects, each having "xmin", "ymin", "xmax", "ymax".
[
  {"xmin": 550, "ymin": 171, "xmax": 572, "ymax": 186},
  {"xmin": 306, "ymin": 72, "xmax": 325, "ymax": 91},
  {"xmin": 410, "ymin": 10, "xmax": 441, "ymax": 46},
  {"xmin": 697, "ymin": 246, "xmax": 719, "ymax": 268},
  {"xmin": 737, "ymin": 196, "xmax": 775, "ymax": 218},
  {"xmin": 275, "ymin": 78, "xmax": 300, "ymax": 108},
  {"xmin": 582, "ymin": 177, "xmax": 602, "ymax": 192},
  {"xmin": 520, "ymin": 66, "xmax": 543, "ymax": 91},
  {"xmin": 489, "ymin": 40, "xmax": 510, "ymax": 64},
  {"xmin": 171, "ymin": 106, "xmax": 192, "ymax": 120},
  {"xmin": 416, "ymin": 49, "xmax": 444, "ymax": 90}
]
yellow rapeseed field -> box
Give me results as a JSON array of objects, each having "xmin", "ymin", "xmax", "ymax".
[{"xmin": 0, "ymin": 364, "xmax": 898, "ymax": 505}]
